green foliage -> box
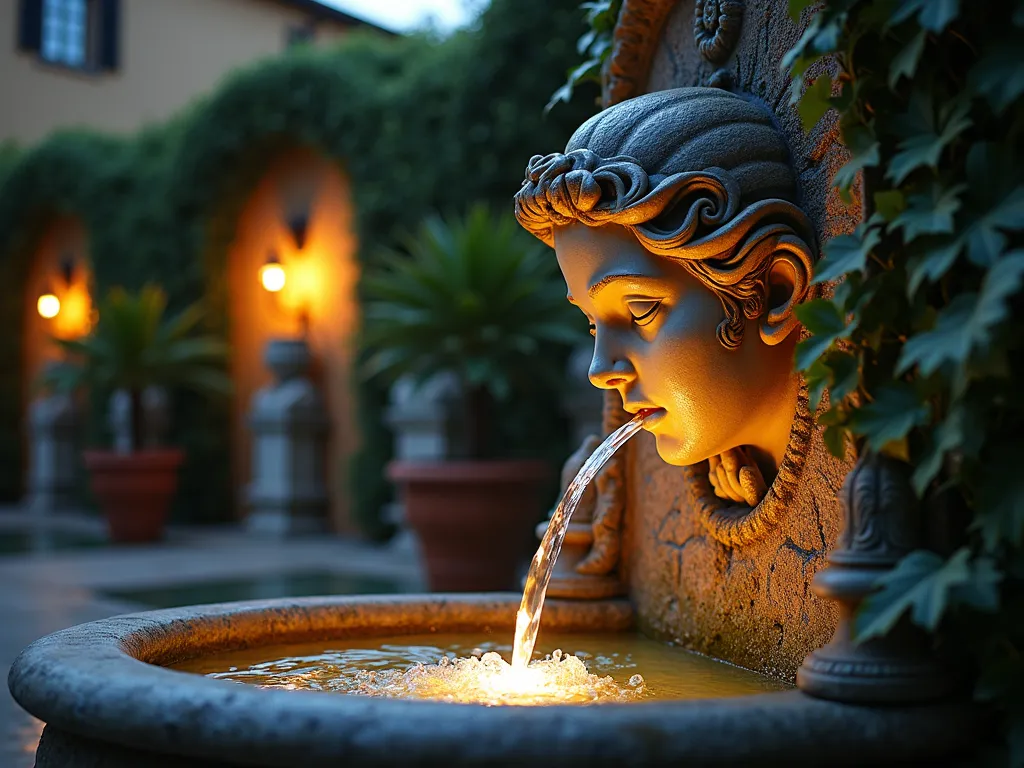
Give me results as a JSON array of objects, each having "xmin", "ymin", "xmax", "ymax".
[
  {"xmin": 547, "ymin": 0, "xmax": 621, "ymax": 111},
  {"xmin": 855, "ymin": 548, "xmax": 1001, "ymax": 640},
  {"xmin": 362, "ymin": 206, "xmax": 583, "ymax": 457},
  {"xmin": 0, "ymin": 0, "xmax": 595, "ymax": 532},
  {"xmin": 43, "ymin": 286, "xmax": 231, "ymax": 401},
  {"xmin": 786, "ymin": 0, "xmax": 1024, "ymax": 759}
]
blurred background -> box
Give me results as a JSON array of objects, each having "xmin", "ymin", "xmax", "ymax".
[{"xmin": 0, "ymin": 0, "xmax": 604, "ymax": 761}]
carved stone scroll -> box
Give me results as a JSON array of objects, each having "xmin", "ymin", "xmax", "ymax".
[{"xmin": 693, "ymin": 0, "xmax": 744, "ymax": 64}]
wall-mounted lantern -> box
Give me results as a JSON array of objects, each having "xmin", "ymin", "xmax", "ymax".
[
  {"xmin": 37, "ymin": 287, "xmax": 60, "ymax": 319},
  {"xmin": 279, "ymin": 162, "xmax": 316, "ymax": 252},
  {"xmin": 37, "ymin": 255, "xmax": 78, "ymax": 320},
  {"xmin": 287, "ymin": 213, "xmax": 309, "ymax": 252},
  {"xmin": 260, "ymin": 251, "xmax": 286, "ymax": 293}
]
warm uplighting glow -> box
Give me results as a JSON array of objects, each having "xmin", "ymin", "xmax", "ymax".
[
  {"xmin": 260, "ymin": 262, "xmax": 286, "ymax": 293},
  {"xmin": 200, "ymin": 646, "xmax": 646, "ymax": 705},
  {"xmin": 37, "ymin": 293, "xmax": 61, "ymax": 319}
]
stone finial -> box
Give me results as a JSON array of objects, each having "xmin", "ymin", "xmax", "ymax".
[
  {"xmin": 797, "ymin": 453, "xmax": 951, "ymax": 703},
  {"xmin": 26, "ymin": 384, "xmax": 79, "ymax": 515},
  {"xmin": 385, "ymin": 372, "xmax": 461, "ymax": 461},
  {"xmin": 246, "ymin": 338, "xmax": 329, "ymax": 537}
]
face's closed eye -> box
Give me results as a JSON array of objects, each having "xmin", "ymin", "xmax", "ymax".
[{"xmin": 626, "ymin": 298, "xmax": 662, "ymax": 326}]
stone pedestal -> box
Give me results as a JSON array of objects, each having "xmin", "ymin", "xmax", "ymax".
[
  {"xmin": 383, "ymin": 373, "xmax": 460, "ymax": 553},
  {"xmin": 385, "ymin": 373, "xmax": 460, "ymax": 462},
  {"xmin": 797, "ymin": 453, "xmax": 952, "ymax": 703},
  {"xmin": 245, "ymin": 339, "xmax": 329, "ymax": 537},
  {"xmin": 26, "ymin": 391, "xmax": 79, "ymax": 515}
]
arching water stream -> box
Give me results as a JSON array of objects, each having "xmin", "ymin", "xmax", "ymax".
[{"xmin": 512, "ymin": 411, "xmax": 651, "ymax": 669}]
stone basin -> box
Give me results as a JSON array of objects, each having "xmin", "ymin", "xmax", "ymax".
[{"xmin": 8, "ymin": 594, "xmax": 975, "ymax": 767}]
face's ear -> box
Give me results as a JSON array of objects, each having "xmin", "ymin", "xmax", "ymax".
[{"xmin": 759, "ymin": 234, "xmax": 813, "ymax": 346}]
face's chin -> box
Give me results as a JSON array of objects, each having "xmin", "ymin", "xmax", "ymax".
[{"xmin": 648, "ymin": 416, "xmax": 702, "ymax": 467}]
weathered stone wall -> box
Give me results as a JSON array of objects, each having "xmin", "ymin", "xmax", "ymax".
[{"xmin": 616, "ymin": 0, "xmax": 859, "ymax": 680}]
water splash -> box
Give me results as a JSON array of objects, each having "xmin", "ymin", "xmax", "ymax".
[
  {"xmin": 206, "ymin": 645, "xmax": 645, "ymax": 705},
  {"xmin": 512, "ymin": 411, "xmax": 652, "ymax": 670}
]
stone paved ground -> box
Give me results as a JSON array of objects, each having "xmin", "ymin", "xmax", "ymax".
[{"xmin": 0, "ymin": 510, "xmax": 423, "ymax": 768}]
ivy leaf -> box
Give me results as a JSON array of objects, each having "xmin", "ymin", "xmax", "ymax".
[
  {"xmin": 890, "ymin": 181, "xmax": 965, "ymax": 243},
  {"xmin": 848, "ymin": 382, "xmax": 930, "ymax": 451},
  {"xmin": 962, "ymin": 143, "xmax": 1024, "ymax": 267},
  {"xmin": 969, "ymin": 38, "xmax": 1024, "ymax": 114},
  {"xmin": 954, "ymin": 556, "xmax": 1003, "ymax": 613},
  {"xmin": 911, "ymin": 402, "xmax": 980, "ymax": 494},
  {"xmin": 545, "ymin": 82, "xmax": 574, "ymax": 112},
  {"xmin": 964, "ymin": 186, "xmax": 1024, "ymax": 268},
  {"xmin": 833, "ymin": 123, "xmax": 880, "ymax": 193},
  {"xmin": 889, "ymin": 29, "xmax": 927, "ymax": 90},
  {"xmin": 806, "ymin": 350, "xmax": 860, "ymax": 413},
  {"xmin": 906, "ymin": 236, "xmax": 963, "ymax": 296},
  {"xmin": 874, "ymin": 190, "xmax": 906, "ymax": 222},
  {"xmin": 898, "ymin": 251, "xmax": 1024, "ymax": 376},
  {"xmin": 828, "ymin": 350, "xmax": 860, "ymax": 402},
  {"xmin": 813, "ymin": 225, "xmax": 881, "ymax": 284},
  {"xmin": 890, "ymin": 0, "xmax": 960, "ymax": 34},
  {"xmin": 799, "ymin": 74, "xmax": 833, "ymax": 133},
  {"xmin": 794, "ymin": 299, "xmax": 853, "ymax": 370},
  {"xmin": 806, "ymin": 357, "xmax": 829, "ymax": 413},
  {"xmin": 854, "ymin": 549, "xmax": 971, "ymax": 642},
  {"xmin": 887, "ymin": 95, "xmax": 972, "ymax": 185},
  {"xmin": 788, "ymin": 0, "xmax": 817, "ymax": 22},
  {"xmin": 823, "ymin": 423, "xmax": 846, "ymax": 458}
]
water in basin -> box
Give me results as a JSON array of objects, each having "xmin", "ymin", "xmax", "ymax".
[{"xmin": 173, "ymin": 631, "xmax": 789, "ymax": 705}]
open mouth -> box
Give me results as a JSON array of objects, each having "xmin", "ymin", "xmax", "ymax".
[{"xmin": 638, "ymin": 408, "xmax": 667, "ymax": 428}]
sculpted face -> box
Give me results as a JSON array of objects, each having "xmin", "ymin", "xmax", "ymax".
[{"xmin": 554, "ymin": 222, "xmax": 801, "ymax": 481}]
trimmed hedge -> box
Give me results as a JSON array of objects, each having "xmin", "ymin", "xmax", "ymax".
[{"xmin": 0, "ymin": 0, "xmax": 597, "ymax": 531}]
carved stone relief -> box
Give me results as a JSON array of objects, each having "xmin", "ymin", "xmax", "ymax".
[{"xmin": 693, "ymin": 0, "xmax": 744, "ymax": 65}]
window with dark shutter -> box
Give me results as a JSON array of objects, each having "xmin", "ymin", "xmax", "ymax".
[
  {"xmin": 18, "ymin": 0, "xmax": 120, "ymax": 73},
  {"xmin": 40, "ymin": 0, "xmax": 89, "ymax": 67},
  {"xmin": 97, "ymin": 0, "xmax": 119, "ymax": 70},
  {"xmin": 18, "ymin": 0, "xmax": 44, "ymax": 52}
]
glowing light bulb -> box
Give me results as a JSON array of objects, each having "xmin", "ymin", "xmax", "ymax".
[
  {"xmin": 37, "ymin": 293, "xmax": 60, "ymax": 319},
  {"xmin": 260, "ymin": 263, "xmax": 286, "ymax": 293}
]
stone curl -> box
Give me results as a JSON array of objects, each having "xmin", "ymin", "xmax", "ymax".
[{"xmin": 515, "ymin": 148, "xmax": 816, "ymax": 349}]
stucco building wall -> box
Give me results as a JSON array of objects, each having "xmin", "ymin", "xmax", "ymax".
[{"xmin": 0, "ymin": 0, "xmax": 360, "ymax": 145}]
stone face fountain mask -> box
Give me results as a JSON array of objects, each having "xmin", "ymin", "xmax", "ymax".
[{"xmin": 514, "ymin": 87, "xmax": 817, "ymax": 544}]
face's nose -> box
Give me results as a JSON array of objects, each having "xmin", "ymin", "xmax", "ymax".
[{"xmin": 589, "ymin": 333, "xmax": 637, "ymax": 390}]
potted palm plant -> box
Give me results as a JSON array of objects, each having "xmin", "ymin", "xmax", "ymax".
[
  {"xmin": 43, "ymin": 285, "xmax": 231, "ymax": 543},
  {"xmin": 363, "ymin": 205, "xmax": 584, "ymax": 591}
]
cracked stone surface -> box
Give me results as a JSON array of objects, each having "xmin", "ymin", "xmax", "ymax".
[{"xmin": 621, "ymin": 0, "xmax": 858, "ymax": 681}]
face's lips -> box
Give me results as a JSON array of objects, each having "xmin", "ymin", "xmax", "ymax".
[
  {"xmin": 624, "ymin": 401, "xmax": 659, "ymax": 416},
  {"xmin": 639, "ymin": 408, "xmax": 667, "ymax": 427},
  {"xmin": 625, "ymin": 403, "xmax": 667, "ymax": 425}
]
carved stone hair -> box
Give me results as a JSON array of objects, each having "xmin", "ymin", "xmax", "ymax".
[{"xmin": 514, "ymin": 87, "xmax": 817, "ymax": 349}]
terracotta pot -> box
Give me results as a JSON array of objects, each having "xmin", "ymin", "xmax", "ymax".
[
  {"xmin": 83, "ymin": 450, "xmax": 184, "ymax": 543},
  {"xmin": 388, "ymin": 460, "xmax": 550, "ymax": 592}
]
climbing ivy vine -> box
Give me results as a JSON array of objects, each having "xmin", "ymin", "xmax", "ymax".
[
  {"xmin": 547, "ymin": 0, "xmax": 622, "ymax": 110},
  {"xmin": 786, "ymin": 0, "xmax": 1024, "ymax": 760}
]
